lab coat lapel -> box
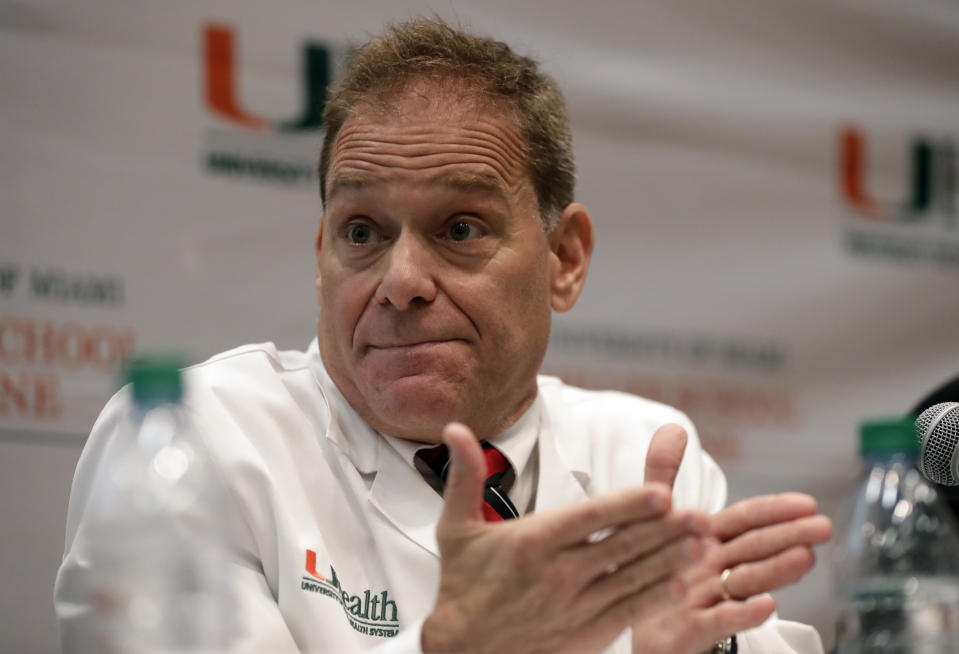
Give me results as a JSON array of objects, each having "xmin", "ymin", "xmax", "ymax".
[
  {"xmin": 533, "ymin": 389, "xmax": 591, "ymax": 513},
  {"xmin": 368, "ymin": 439, "xmax": 443, "ymax": 558}
]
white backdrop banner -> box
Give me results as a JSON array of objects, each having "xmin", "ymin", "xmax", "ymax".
[{"xmin": 3, "ymin": 0, "xmax": 959, "ymax": 640}]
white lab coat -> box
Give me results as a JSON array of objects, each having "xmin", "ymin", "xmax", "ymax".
[{"xmin": 55, "ymin": 342, "xmax": 824, "ymax": 653}]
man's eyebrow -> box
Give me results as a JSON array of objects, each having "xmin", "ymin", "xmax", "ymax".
[
  {"xmin": 439, "ymin": 172, "xmax": 508, "ymax": 197},
  {"xmin": 326, "ymin": 173, "xmax": 375, "ymax": 201}
]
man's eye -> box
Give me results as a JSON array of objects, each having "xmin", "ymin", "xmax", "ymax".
[
  {"xmin": 446, "ymin": 221, "xmax": 479, "ymax": 242},
  {"xmin": 346, "ymin": 223, "xmax": 375, "ymax": 244}
]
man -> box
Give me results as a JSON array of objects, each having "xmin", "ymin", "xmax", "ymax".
[{"xmin": 56, "ymin": 18, "xmax": 832, "ymax": 653}]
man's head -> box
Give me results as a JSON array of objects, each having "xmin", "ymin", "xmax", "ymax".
[{"xmin": 315, "ymin": 18, "xmax": 593, "ymax": 443}]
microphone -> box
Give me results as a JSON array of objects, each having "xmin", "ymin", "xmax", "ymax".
[{"xmin": 917, "ymin": 402, "xmax": 959, "ymax": 485}]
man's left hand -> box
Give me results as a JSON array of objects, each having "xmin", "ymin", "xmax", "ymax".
[{"xmin": 630, "ymin": 424, "xmax": 833, "ymax": 653}]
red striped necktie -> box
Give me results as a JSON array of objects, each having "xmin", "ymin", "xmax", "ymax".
[{"xmin": 415, "ymin": 441, "xmax": 520, "ymax": 521}]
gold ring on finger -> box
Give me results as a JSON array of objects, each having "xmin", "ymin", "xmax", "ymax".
[{"xmin": 719, "ymin": 568, "xmax": 734, "ymax": 601}]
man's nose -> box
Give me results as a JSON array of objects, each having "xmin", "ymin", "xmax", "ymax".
[{"xmin": 373, "ymin": 232, "xmax": 438, "ymax": 310}]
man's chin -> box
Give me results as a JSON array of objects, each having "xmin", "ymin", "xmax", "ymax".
[
  {"xmin": 366, "ymin": 377, "xmax": 470, "ymax": 443},
  {"xmin": 374, "ymin": 411, "xmax": 461, "ymax": 444}
]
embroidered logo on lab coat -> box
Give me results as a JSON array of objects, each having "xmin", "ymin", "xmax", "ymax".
[{"xmin": 302, "ymin": 549, "xmax": 400, "ymax": 638}]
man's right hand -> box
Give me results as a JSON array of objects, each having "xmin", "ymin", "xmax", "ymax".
[{"xmin": 421, "ymin": 422, "xmax": 710, "ymax": 654}]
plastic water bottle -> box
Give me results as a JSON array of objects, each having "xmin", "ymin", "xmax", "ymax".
[
  {"xmin": 79, "ymin": 356, "xmax": 232, "ymax": 653},
  {"xmin": 833, "ymin": 417, "xmax": 959, "ymax": 653}
]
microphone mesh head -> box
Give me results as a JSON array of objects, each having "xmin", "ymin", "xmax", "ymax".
[{"xmin": 918, "ymin": 402, "xmax": 959, "ymax": 485}]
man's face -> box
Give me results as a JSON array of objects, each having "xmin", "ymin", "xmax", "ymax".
[{"xmin": 316, "ymin": 82, "xmax": 556, "ymax": 443}]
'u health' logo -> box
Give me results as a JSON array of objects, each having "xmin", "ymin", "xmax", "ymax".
[{"xmin": 301, "ymin": 549, "xmax": 400, "ymax": 639}]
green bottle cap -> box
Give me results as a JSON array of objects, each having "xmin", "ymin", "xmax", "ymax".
[
  {"xmin": 123, "ymin": 355, "xmax": 185, "ymax": 404},
  {"xmin": 859, "ymin": 416, "xmax": 919, "ymax": 457}
]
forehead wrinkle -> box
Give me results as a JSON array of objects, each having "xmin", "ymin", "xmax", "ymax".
[
  {"xmin": 329, "ymin": 158, "xmax": 522, "ymax": 200},
  {"xmin": 342, "ymin": 136, "xmax": 522, "ymax": 166},
  {"xmin": 355, "ymin": 137, "xmax": 527, "ymax": 185},
  {"xmin": 339, "ymin": 148, "xmax": 514, "ymax": 176},
  {"xmin": 335, "ymin": 146, "xmax": 521, "ymax": 189},
  {"xmin": 332, "ymin": 119, "xmax": 529, "ymax": 186},
  {"xmin": 339, "ymin": 122, "xmax": 529, "ymax": 167},
  {"xmin": 331, "ymin": 143, "xmax": 523, "ymax": 193},
  {"xmin": 332, "ymin": 139, "xmax": 524, "ymax": 176}
]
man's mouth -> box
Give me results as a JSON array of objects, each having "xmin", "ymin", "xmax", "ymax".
[{"xmin": 368, "ymin": 339, "xmax": 462, "ymax": 350}]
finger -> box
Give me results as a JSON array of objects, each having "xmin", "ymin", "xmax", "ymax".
[
  {"xmin": 711, "ymin": 493, "xmax": 819, "ymax": 541},
  {"xmin": 704, "ymin": 545, "xmax": 815, "ymax": 605},
  {"xmin": 579, "ymin": 535, "xmax": 705, "ymax": 616},
  {"xmin": 561, "ymin": 573, "xmax": 690, "ymax": 654},
  {"xmin": 643, "ymin": 423, "xmax": 688, "ymax": 488},
  {"xmin": 680, "ymin": 594, "xmax": 777, "ymax": 653},
  {"xmin": 535, "ymin": 483, "xmax": 673, "ymax": 548},
  {"xmin": 575, "ymin": 510, "xmax": 709, "ymax": 580},
  {"xmin": 438, "ymin": 422, "xmax": 488, "ymax": 525},
  {"xmin": 717, "ymin": 515, "xmax": 833, "ymax": 570}
]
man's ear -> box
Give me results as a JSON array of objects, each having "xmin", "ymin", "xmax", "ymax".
[{"xmin": 548, "ymin": 203, "xmax": 594, "ymax": 313}]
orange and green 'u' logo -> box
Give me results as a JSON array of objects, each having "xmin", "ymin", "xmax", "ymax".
[
  {"xmin": 840, "ymin": 125, "xmax": 956, "ymax": 224},
  {"xmin": 203, "ymin": 24, "xmax": 330, "ymax": 132}
]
